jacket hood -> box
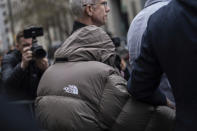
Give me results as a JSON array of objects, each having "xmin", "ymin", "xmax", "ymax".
[
  {"xmin": 55, "ymin": 25, "xmax": 116, "ymax": 66},
  {"xmin": 144, "ymin": 0, "xmax": 170, "ymax": 7}
]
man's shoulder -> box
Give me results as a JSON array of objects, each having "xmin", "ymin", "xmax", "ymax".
[
  {"xmin": 71, "ymin": 25, "xmax": 109, "ymax": 42},
  {"xmin": 83, "ymin": 25, "xmax": 101, "ymax": 30},
  {"xmin": 5, "ymin": 50, "xmax": 19, "ymax": 56},
  {"xmin": 78, "ymin": 25, "xmax": 105, "ymax": 34},
  {"xmin": 147, "ymin": 1, "xmax": 174, "ymax": 32},
  {"xmin": 3, "ymin": 50, "xmax": 20, "ymax": 62},
  {"xmin": 131, "ymin": 1, "xmax": 169, "ymax": 26}
]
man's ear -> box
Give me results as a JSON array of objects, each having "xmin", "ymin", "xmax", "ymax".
[{"xmin": 85, "ymin": 5, "xmax": 93, "ymax": 16}]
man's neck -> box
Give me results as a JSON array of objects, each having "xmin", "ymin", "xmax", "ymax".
[
  {"xmin": 72, "ymin": 21, "xmax": 87, "ymax": 34},
  {"xmin": 77, "ymin": 17, "xmax": 94, "ymax": 26}
]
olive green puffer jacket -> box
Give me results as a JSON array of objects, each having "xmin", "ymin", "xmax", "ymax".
[{"xmin": 35, "ymin": 25, "xmax": 175, "ymax": 131}]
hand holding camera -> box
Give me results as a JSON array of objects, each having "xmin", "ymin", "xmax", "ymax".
[
  {"xmin": 21, "ymin": 26, "xmax": 48, "ymax": 70},
  {"xmin": 21, "ymin": 45, "xmax": 33, "ymax": 69},
  {"xmin": 24, "ymin": 26, "xmax": 46, "ymax": 59},
  {"xmin": 35, "ymin": 57, "xmax": 49, "ymax": 71}
]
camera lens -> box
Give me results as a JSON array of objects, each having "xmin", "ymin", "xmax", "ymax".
[{"xmin": 32, "ymin": 45, "xmax": 46, "ymax": 58}]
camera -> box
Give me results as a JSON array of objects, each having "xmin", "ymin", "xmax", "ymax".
[{"xmin": 23, "ymin": 26, "xmax": 46, "ymax": 59}]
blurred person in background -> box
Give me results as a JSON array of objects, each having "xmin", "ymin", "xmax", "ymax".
[
  {"xmin": 111, "ymin": 37, "xmax": 130, "ymax": 80},
  {"xmin": 1, "ymin": 29, "xmax": 48, "ymax": 113},
  {"xmin": 35, "ymin": 0, "xmax": 175, "ymax": 131}
]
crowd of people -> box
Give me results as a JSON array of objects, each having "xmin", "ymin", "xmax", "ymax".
[{"xmin": 0, "ymin": 0, "xmax": 196, "ymax": 131}]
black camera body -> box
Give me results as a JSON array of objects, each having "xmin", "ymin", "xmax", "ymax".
[{"xmin": 23, "ymin": 27, "xmax": 46, "ymax": 59}]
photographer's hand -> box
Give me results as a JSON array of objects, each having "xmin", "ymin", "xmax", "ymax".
[
  {"xmin": 35, "ymin": 57, "xmax": 49, "ymax": 71},
  {"xmin": 21, "ymin": 46, "xmax": 32, "ymax": 69}
]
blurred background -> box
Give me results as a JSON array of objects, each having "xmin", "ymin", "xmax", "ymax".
[{"xmin": 0, "ymin": 0, "xmax": 146, "ymax": 56}]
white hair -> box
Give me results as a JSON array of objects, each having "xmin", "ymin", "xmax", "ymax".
[{"xmin": 70, "ymin": 0, "xmax": 99, "ymax": 18}]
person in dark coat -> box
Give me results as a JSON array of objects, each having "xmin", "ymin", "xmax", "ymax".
[
  {"xmin": 127, "ymin": 0, "xmax": 175, "ymax": 103},
  {"xmin": 129, "ymin": 0, "xmax": 197, "ymax": 131},
  {"xmin": 1, "ymin": 30, "xmax": 49, "ymax": 101}
]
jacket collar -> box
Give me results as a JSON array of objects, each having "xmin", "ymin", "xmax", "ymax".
[{"xmin": 71, "ymin": 21, "xmax": 87, "ymax": 34}]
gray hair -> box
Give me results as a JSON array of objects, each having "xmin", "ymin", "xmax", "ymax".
[{"xmin": 70, "ymin": 0, "xmax": 99, "ymax": 18}]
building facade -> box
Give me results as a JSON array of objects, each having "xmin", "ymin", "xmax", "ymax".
[{"xmin": 0, "ymin": 0, "xmax": 12, "ymax": 51}]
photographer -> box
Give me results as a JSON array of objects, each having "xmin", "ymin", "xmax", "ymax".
[{"xmin": 1, "ymin": 28, "xmax": 48, "ymax": 101}]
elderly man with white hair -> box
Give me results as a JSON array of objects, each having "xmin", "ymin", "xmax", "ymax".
[
  {"xmin": 70, "ymin": 0, "xmax": 110, "ymax": 33},
  {"xmin": 35, "ymin": 0, "xmax": 175, "ymax": 131}
]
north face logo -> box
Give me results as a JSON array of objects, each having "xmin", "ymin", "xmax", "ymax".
[{"xmin": 63, "ymin": 85, "xmax": 78, "ymax": 95}]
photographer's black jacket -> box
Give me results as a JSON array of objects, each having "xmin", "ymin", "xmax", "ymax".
[{"xmin": 1, "ymin": 49, "xmax": 43, "ymax": 100}]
